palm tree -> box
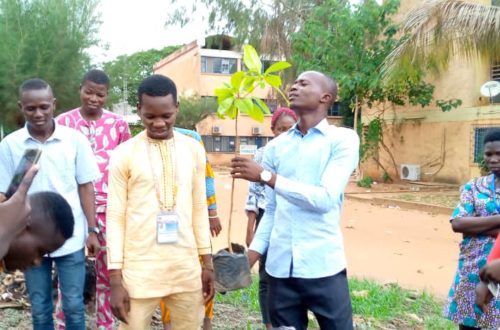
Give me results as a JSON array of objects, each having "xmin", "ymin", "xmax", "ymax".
[{"xmin": 382, "ymin": 0, "xmax": 500, "ymax": 81}]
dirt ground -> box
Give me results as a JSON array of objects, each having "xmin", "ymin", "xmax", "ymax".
[{"xmin": 212, "ymin": 171, "xmax": 460, "ymax": 298}]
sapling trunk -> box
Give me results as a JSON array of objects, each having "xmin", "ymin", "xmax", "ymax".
[{"xmin": 227, "ymin": 115, "xmax": 239, "ymax": 253}]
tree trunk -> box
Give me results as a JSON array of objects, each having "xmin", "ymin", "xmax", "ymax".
[{"xmin": 353, "ymin": 95, "xmax": 359, "ymax": 133}]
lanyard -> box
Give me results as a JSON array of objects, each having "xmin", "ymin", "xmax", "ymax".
[
  {"xmin": 490, "ymin": 174, "xmax": 500, "ymax": 213},
  {"xmin": 146, "ymin": 137, "xmax": 177, "ymax": 211}
]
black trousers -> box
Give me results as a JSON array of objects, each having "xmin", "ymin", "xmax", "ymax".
[
  {"xmin": 256, "ymin": 208, "xmax": 271, "ymax": 324},
  {"xmin": 267, "ymin": 270, "xmax": 353, "ymax": 330}
]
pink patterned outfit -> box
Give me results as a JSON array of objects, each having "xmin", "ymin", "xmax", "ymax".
[{"xmin": 56, "ymin": 108, "xmax": 131, "ymax": 330}]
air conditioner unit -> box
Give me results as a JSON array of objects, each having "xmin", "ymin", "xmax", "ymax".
[
  {"xmin": 400, "ymin": 164, "xmax": 421, "ymax": 181},
  {"xmin": 252, "ymin": 126, "xmax": 262, "ymax": 135},
  {"xmin": 212, "ymin": 125, "xmax": 222, "ymax": 135}
]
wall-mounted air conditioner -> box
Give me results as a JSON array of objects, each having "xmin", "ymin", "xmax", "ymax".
[
  {"xmin": 212, "ymin": 125, "xmax": 222, "ymax": 135},
  {"xmin": 252, "ymin": 126, "xmax": 262, "ymax": 135},
  {"xmin": 400, "ymin": 164, "xmax": 421, "ymax": 181}
]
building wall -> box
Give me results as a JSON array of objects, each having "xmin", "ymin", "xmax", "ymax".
[
  {"xmin": 199, "ymin": 73, "xmax": 273, "ymax": 99},
  {"xmin": 362, "ymin": 105, "xmax": 500, "ymax": 184},
  {"xmin": 153, "ymin": 40, "xmax": 275, "ymax": 99},
  {"xmin": 197, "ymin": 113, "xmax": 274, "ymax": 137},
  {"xmin": 361, "ymin": 0, "xmax": 498, "ymax": 184},
  {"xmin": 395, "ymin": 0, "xmax": 491, "ymax": 110},
  {"xmin": 196, "ymin": 114, "xmax": 273, "ymax": 166},
  {"xmin": 153, "ymin": 42, "xmax": 201, "ymax": 96}
]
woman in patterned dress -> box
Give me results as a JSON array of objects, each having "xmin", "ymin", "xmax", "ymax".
[{"xmin": 444, "ymin": 128, "xmax": 500, "ymax": 329}]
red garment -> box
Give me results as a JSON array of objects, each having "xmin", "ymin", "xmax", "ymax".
[{"xmin": 488, "ymin": 233, "xmax": 500, "ymax": 263}]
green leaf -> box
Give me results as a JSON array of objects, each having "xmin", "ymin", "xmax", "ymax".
[
  {"xmin": 226, "ymin": 105, "xmax": 238, "ymax": 119},
  {"xmin": 214, "ymin": 87, "xmax": 234, "ymax": 103},
  {"xmin": 264, "ymin": 61, "xmax": 292, "ymax": 74},
  {"xmin": 243, "ymin": 44, "xmax": 262, "ymax": 73},
  {"xmin": 248, "ymin": 104, "xmax": 265, "ymax": 123},
  {"xmin": 264, "ymin": 75, "xmax": 282, "ymax": 88},
  {"xmin": 217, "ymin": 97, "xmax": 234, "ymax": 115},
  {"xmin": 242, "ymin": 76, "xmax": 257, "ymax": 93},
  {"xmin": 235, "ymin": 98, "xmax": 254, "ymax": 115},
  {"xmin": 254, "ymin": 98, "xmax": 271, "ymax": 114},
  {"xmin": 231, "ymin": 71, "xmax": 245, "ymax": 91}
]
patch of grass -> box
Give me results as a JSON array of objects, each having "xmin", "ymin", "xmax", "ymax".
[
  {"xmin": 215, "ymin": 276, "xmax": 454, "ymax": 329},
  {"xmin": 350, "ymin": 279, "xmax": 454, "ymax": 329},
  {"xmin": 391, "ymin": 192, "xmax": 459, "ymax": 208},
  {"xmin": 215, "ymin": 277, "xmax": 261, "ymax": 313}
]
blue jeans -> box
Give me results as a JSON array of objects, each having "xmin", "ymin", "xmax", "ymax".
[{"xmin": 25, "ymin": 249, "xmax": 86, "ymax": 330}]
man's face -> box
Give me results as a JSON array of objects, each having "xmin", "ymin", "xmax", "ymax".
[
  {"xmin": 3, "ymin": 215, "xmax": 65, "ymax": 271},
  {"xmin": 18, "ymin": 88, "xmax": 55, "ymax": 132},
  {"xmin": 288, "ymin": 72, "xmax": 327, "ymax": 111},
  {"xmin": 80, "ymin": 81, "xmax": 108, "ymax": 115},
  {"xmin": 137, "ymin": 94, "xmax": 178, "ymax": 140}
]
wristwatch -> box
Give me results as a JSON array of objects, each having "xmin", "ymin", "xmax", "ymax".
[
  {"xmin": 260, "ymin": 170, "xmax": 272, "ymax": 183},
  {"xmin": 88, "ymin": 226, "xmax": 100, "ymax": 235}
]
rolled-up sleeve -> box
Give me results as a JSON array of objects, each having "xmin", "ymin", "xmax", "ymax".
[{"xmin": 106, "ymin": 147, "xmax": 129, "ymax": 269}]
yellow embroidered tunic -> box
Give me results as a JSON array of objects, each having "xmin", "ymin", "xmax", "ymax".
[{"xmin": 106, "ymin": 131, "xmax": 211, "ymax": 298}]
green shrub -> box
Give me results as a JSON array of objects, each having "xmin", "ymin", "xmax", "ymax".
[{"xmin": 357, "ymin": 176, "xmax": 374, "ymax": 188}]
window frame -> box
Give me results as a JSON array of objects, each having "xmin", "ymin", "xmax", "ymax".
[{"xmin": 200, "ymin": 56, "xmax": 237, "ymax": 75}]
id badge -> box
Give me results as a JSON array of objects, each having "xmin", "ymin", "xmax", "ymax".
[{"xmin": 157, "ymin": 210, "xmax": 179, "ymax": 244}]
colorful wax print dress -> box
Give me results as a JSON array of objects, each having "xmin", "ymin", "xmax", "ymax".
[{"xmin": 444, "ymin": 174, "xmax": 500, "ymax": 328}]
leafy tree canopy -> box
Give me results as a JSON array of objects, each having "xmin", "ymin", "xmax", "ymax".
[
  {"xmin": 292, "ymin": 0, "xmax": 438, "ymax": 110},
  {"xmin": 382, "ymin": 0, "xmax": 500, "ymax": 81},
  {"xmin": 291, "ymin": 0, "xmax": 461, "ymax": 178},
  {"xmin": 103, "ymin": 45, "xmax": 180, "ymax": 107},
  {"xmin": 176, "ymin": 95, "xmax": 217, "ymax": 130},
  {"xmin": 0, "ymin": 0, "xmax": 100, "ymax": 131},
  {"xmin": 165, "ymin": 0, "xmax": 317, "ymax": 60}
]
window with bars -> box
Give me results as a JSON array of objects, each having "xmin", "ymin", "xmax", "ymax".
[
  {"xmin": 490, "ymin": 62, "xmax": 500, "ymax": 103},
  {"xmin": 328, "ymin": 102, "xmax": 341, "ymax": 116},
  {"xmin": 201, "ymin": 136, "xmax": 235, "ymax": 152},
  {"xmin": 473, "ymin": 126, "xmax": 500, "ymax": 162}
]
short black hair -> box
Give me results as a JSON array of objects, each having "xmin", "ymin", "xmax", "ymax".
[
  {"xmin": 19, "ymin": 79, "xmax": 52, "ymax": 98},
  {"xmin": 137, "ymin": 74, "xmax": 177, "ymax": 104},
  {"xmin": 484, "ymin": 128, "xmax": 500, "ymax": 145},
  {"xmin": 30, "ymin": 192, "xmax": 74, "ymax": 239},
  {"xmin": 81, "ymin": 69, "xmax": 110, "ymax": 87}
]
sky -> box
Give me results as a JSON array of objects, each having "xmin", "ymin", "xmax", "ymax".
[
  {"xmin": 89, "ymin": 0, "xmax": 381, "ymax": 64},
  {"xmin": 89, "ymin": 0, "xmax": 207, "ymax": 64}
]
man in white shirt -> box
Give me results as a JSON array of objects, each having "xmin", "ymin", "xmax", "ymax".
[
  {"xmin": 0, "ymin": 78, "xmax": 100, "ymax": 329},
  {"xmin": 231, "ymin": 71, "xmax": 359, "ymax": 330}
]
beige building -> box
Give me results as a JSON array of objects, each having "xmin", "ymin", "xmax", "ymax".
[
  {"xmin": 361, "ymin": 0, "xmax": 500, "ymax": 184},
  {"xmin": 153, "ymin": 36, "xmax": 342, "ymax": 165}
]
